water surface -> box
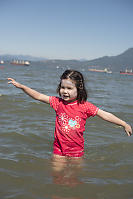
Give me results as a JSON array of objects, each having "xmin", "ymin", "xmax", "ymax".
[{"xmin": 0, "ymin": 63, "xmax": 133, "ymax": 199}]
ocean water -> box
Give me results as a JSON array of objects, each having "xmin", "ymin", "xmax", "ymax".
[{"xmin": 0, "ymin": 63, "xmax": 133, "ymax": 199}]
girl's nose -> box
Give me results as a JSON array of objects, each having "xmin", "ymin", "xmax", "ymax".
[
  {"xmin": 64, "ymin": 89, "xmax": 67, "ymax": 93},
  {"xmin": 63, "ymin": 88, "xmax": 68, "ymax": 93}
]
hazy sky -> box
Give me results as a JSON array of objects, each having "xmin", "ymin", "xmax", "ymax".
[{"xmin": 0, "ymin": 0, "xmax": 133, "ymax": 60}]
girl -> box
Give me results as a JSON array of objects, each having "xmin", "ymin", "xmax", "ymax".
[{"xmin": 8, "ymin": 70, "xmax": 132, "ymax": 160}]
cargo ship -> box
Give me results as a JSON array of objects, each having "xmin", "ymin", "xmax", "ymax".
[
  {"xmin": 120, "ymin": 69, "xmax": 133, "ymax": 75},
  {"xmin": 0, "ymin": 60, "xmax": 4, "ymax": 64},
  {"xmin": 10, "ymin": 60, "xmax": 30, "ymax": 66},
  {"xmin": 88, "ymin": 68, "xmax": 112, "ymax": 74}
]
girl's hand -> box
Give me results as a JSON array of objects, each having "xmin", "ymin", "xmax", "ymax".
[
  {"xmin": 8, "ymin": 78, "xmax": 23, "ymax": 89},
  {"xmin": 97, "ymin": 109, "xmax": 132, "ymax": 137},
  {"xmin": 124, "ymin": 123, "xmax": 132, "ymax": 136}
]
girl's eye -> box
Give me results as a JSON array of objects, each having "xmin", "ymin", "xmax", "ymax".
[{"xmin": 61, "ymin": 86, "xmax": 72, "ymax": 90}]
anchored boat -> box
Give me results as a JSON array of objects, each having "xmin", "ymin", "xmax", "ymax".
[
  {"xmin": 10, "ymin": 60, "xmax": 30, "ymax": 66},
  {"xmin": 120, "ymin": 69, "xmax": 133, "ymax": 75},
  {"xmin": 88, "ymin": 68, "xmax": 112, "ymax": 74},
  {"xmin": 0, "ymin": 60, "xmax": 4, "ymax": 64}
]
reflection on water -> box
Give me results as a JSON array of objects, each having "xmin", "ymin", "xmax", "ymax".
[
  {"xmin": 52, "ymin": 155, "xmax": 83, "ymax": 187},
  {"xmin": 51, "ymin": 155, "xmax": 84, "ymax": 199}
]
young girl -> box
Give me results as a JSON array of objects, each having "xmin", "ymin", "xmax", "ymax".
[{"xmin": 8, "ymin": 70, "xmax": 132, "ymax": 160}]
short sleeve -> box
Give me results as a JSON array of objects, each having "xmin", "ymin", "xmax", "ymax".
[
  {"xmin": 49, "ymin": 96, "xmax": 60, "ymax": 111},
  {"xmin": 85, "ymin": 101, "xmax": 99, "ymax": 117}
]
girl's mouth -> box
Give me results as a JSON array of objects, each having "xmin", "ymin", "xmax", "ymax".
[
  {"xmin": 62, "ymin": 95, "xmax": 70, "ymax": 100},
  {"xmin": 63, "ymin": 95, "xmax": 69, "ymax": 98}
]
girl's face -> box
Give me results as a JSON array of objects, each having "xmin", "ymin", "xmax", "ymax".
[{"xmin": 60, "ymin": 79, "xmax": 78, "ymax": 102}]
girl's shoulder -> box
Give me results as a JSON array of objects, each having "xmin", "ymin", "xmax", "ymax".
[
  {"xmin": 49, "ymin": 96, "xmax": 61, "ymax": 102},
  {"xmin": 49, "ymin": 96, "xmax": 61, "ymax": 111},
  {"xmin": 79, "ymin": 100, "xmax": 94, "ymax": 107},
  {"xmin": 50, "ymin": 96, "xmax": 67, "ymax": 110},
  {"xmin": 79, "ymin": 100, "xmax": 99, "ymax": 117}
]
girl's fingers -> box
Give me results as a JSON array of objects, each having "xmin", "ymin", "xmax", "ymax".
[
  {"xmin": 7, "ymin": 78, "xmax": 15, "ymax": 84},
  {"xmin": 8, "ymin": 78, "xmax": 14, "ymax": 81},
  {"xmin": 125, "ymin": 127, "xmax": 132, "ymax": 136},
  {"xmin": 8, "ymin": 81, "xmax": 13, "ymax": 84},
  {"xmin": 128, "ymin": 130, "xmax": 132, "ymax": 136},
  {"xmin": 125, "ymin": 124, "xmax": 132, "ymax": 136},
  {"xmin": 126, "ymin": 131, "xmax": 131, "ymax": 136}
]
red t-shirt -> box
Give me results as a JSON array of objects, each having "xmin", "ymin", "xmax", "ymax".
[{"xmin": 49, "ymin": 96, "xmax": 99, "ymax": 157}]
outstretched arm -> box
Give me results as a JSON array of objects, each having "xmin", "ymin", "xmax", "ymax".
[
  {"xmin": 8, "ymin": 78, "xmax": 50, "ymax": 104},
  {"xmin": 96, "ymin": 109, "xmax": 132, "ymax": 136}
]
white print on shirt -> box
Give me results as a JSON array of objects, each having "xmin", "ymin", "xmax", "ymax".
[{"xmin": 58, "ymin": 113, "xmax": 81, "ymax": 133}]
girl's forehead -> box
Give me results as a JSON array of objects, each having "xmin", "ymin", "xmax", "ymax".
[{"xmin": 61, "ymin": 79, "xmax": 76, "ymax": 86}]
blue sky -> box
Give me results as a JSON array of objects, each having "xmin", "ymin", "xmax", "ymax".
[{"xmin": 0, "ymin": 0, "xmax": 133, "ymax": 60}]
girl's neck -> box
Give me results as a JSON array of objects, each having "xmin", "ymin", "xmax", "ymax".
[{"xmin": 63, "ymin": 98, "xmax": 77, "ymax": 104}]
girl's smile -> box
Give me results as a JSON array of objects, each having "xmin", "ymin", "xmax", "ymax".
[{"xmin": 60, "ymin": 79, "xmax": 77, "ymax": 102}]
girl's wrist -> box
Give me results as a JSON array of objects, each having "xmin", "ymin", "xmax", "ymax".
[
  {"xmin": 120, "ymin": 121, "xmax": 127, "ymax": 128},
  {"xmin": 123, "ymin": 122, "xmax": 129, "ymax": 129},
  {"xmin": 19, "ymin": 84, "xmax": 25, "ymax": 89}
]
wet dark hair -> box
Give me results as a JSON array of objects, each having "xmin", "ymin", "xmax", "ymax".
[{"xmin": 57, "ymin": 70, "xmax": 88, "ymax": 103}]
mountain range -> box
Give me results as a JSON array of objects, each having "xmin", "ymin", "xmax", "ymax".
[
  {"xmin": 0, "ymin": 48, "xmax": 133, "ymax": 72},
  {"xmin": 86, "ymin": 48, "xmax": 133, "ymax": 71}
]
